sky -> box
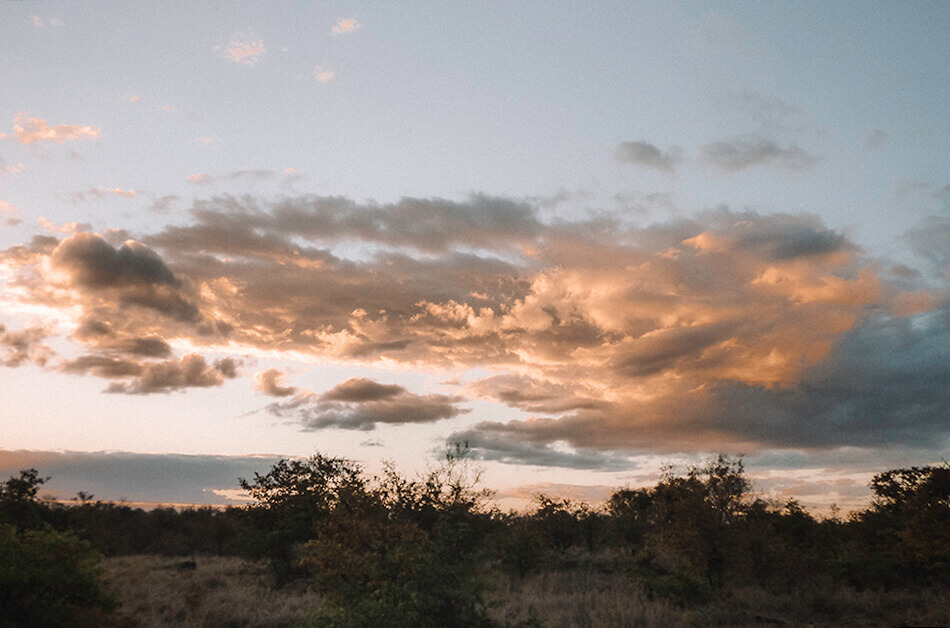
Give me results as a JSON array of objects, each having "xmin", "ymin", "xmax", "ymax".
[{"xmin": 1, "ymin": 1, "xmax": 948, "ymax": 513}]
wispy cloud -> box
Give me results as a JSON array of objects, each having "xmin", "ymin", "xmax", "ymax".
[
  {"xmin": 13, "ymin": 115, "xmax": 100, "ymax": 145},
  {"xmin": 331, "ymin": 18, "xmax": 361, "ymax": 36},
  {"xmin": 315, "ymin": 67, "xmax": 336, "ymax": 83},
  {"xmin": 864, "ymin": 129, "xmax": 889, "ymax": 150},
  {"xmin": 615, "ymin": 141, "xmax": 681, "ymax": 172},
  {"xmin": 219, "ymin": 32, "xmax": 267, "ymax": 65},
  {"xmin": 61, "ymin": 187, "xmax": 137, "ymax": 204},
  {"xmin": 0, "ymin": 158, "xmax": 25, "ymax": 175},
  {"xmin": 29, "ymin": 16, "xmax": 62, "ymax": 28},
  {"xmin": 700, "ymin": 135, "xmax": 818, "ymax": 172}
]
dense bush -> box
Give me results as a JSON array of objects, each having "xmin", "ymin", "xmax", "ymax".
[{"xmin": 0, "ymin": 523, "xmax": 114, "ymax": 626}]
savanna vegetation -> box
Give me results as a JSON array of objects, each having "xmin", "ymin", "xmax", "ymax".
[{"xmin": 1, "ymin": 449, "xmax": 949, "ymax": 626}]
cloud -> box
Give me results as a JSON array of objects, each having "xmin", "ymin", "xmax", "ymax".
[
  {"xmin": 38, "ymin": 217, "xmax": 92, "ymax": 234},
  {"xmin": 0, "ymin": 200, "xmax": 20, "ymax": 217},
  {"xmin": 614, "ymin": 141, "xmax": 680, "ymax": 172},
  {"xmin": 315, "ymin": 68, "xmax": 336, "ymax": 83},
  {"xmin": 2, "ymin": 196, "xmax": 947, "ymax": 461},
  {"xmin": 64, "ymin": 187, "xmax": 137, "ymax": 203},
  {"xmin": 700, "ymin": 136, "xmax": 818, "ymax": 172},
  {"xmin": 0, "ymin": 324, "xmax": 55, "ymax": 367},
  {"xmin": 331, "ymin": 18, "xmax": 361, "ymax": 36},
  {"xmin": 730, "ymin": 91, "xmax": 807, "ymax": 136},
  {"xmin": 0, "ymin": 158, "xmax": 26, "ymax": 175},
  {"xmin": 29, "ymin": 16, "xmax": 62, "ymax": 28},
  {"xmin": 0, "ymin": 450, "xmax": 282, "ymax": 505},
  {"xmin": 220, "ymin": 33, "xmax": 266, "ymax": 65},
  {"xmin": 93, "ymin": 353, "xmax": 238, "ymax": 394},
  {"xmin": 266, "ymin": 378, "xmax": 467, "ymax": 430},
  {"xmin": 254, "ymin": 368, "xmax": 297, "ymax": 397},
  {"xmin": 187, "ymin": 169, "xmax": 297, "ymax": 186},
  {"xmin": 149, "ymin": 195, "xmax": 180, "ymax": 214},
  {"xmin": 13, "ymin": 115, "xmax": 100, "ymax": 144},
  {"xmin": 865, "ymin": 129, "xmax": 889, "ymax": 150}
]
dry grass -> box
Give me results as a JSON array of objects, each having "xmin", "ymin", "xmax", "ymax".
[
  {"xmin": 491, "ymin": 569, "xmax": 682, "ymax": 627},
  {"xmin": 102, "ymin": 555, "xmax": 950, "ymax": 627},
  {"xmin": 491, "ymin": 568, "xmax": 950, "ymax": 627},
  {"xmin": 102, "ymin": 555, "xmax": 322, "ymax": 627}
]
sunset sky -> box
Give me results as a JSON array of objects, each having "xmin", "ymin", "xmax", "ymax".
[{"xmin": 1, "ymin": 2, "xmax": 948, "ymax": 512}]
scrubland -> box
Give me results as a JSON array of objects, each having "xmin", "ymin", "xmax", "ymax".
[{"xmin": 3, "ymin": 452, "xmax": 949, "ymax": 626}]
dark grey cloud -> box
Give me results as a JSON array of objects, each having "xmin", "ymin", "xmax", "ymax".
[
  {"xmin": 0, "ymin": 450, "xmax": 282, "ymax": 505},
  {"xmin": 103, "ymin": 354, "xmax": 238, "ymax": 394},
  {"xmin": 52, "ymin": 233, "xmax": 178, "ymax": 288},
  {"xmin": 266, "ymin": 378, "xmax": 467, "ymax": 431},
  {"xmin": 700, "ymin": 135, "xmax": 818, "ymax": 172},
  {"xmin": 614, "ymin": 141, "xmax": 680, "ymax": 172},
  {"xmin": 456, "ymin": 304, "xmax": 950, "ymax": 466},
  {"xmin": 448, "ymin": 424, "xmax": 633, "ymax": 470},
  {"xmin": 61, "ymin": 355, "xmax": 145, "ymax": 378}
]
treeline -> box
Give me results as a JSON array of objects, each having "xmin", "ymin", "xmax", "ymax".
[{"xmin": 1, "ymin": 450, "xmax": 949, "ymax": 626}]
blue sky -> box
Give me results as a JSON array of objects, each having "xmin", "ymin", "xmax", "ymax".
[{"xmin": 1, "ymin": 2, "xmax": 948, "ymax": 511}]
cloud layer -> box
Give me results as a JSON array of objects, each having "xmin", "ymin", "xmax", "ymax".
[{"xmin": 2, "ymin": 193, "xmax": 947, "ymax": 466}]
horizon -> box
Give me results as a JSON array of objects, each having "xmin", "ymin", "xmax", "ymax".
[{"xmin": 1, "ymin": 2, "xmax": 948, "ymax": 515}]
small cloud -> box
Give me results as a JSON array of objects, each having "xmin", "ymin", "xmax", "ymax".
[
  {"xmin": 29, "ymin": 16, "xmax": 59, "ymax": 28},
  {"xmin": 13, "ymin": 115, "xmax": 100, "ymax": 145},
  {"xmin": 331, "ymin": 18, "xmax": 362, "ymax": 36},
  {"xmin": 315, "ymin": 67, "xmax": 336, "ymax": 83},
  {"xmin": 161, "ymin": 104, "xmax": 175, "ymax": 113},
  {"xmin": 254, "ymin": 368, "xmax": 298, "ymax": 397},
  {"xmin": 38, "ymin": 217, "xmax": 91, "ymax": 234},
  {"xmin": 266, "ymin": 377, "xmax": 467, "ymax": 431},
  {"xmin": 220, "ymin": 32, "xmax": 267, "ymax": 65},
  {"xmin": 187, "ymin": 173, "xmax": 211, "ymax": 185},
  {"xmin": 865, "ymin": 129, "xmax": 889, "ymax": 150},
  {"xmin": 0, "ymin": 200, "xmax": 20, "ymax": 216},
  {"xmin": 0, "ymin": 158, "xmax": 25, "ymax": 175},
  {"xmin": 121, "ymin": 95, "xmax": 141, "ymax": 103},
  {"xmin": 64, "ymin": 187, "xmax": 137, "ymax": 203},
  {"xmin": 614, "ymin": 141, "xmax": 680, "ymax": 172},
  {"xmin": 197, "ymin": 137, "xmax": 215, "ymax": 145},
  {"xmin": 700, "ymin": 135, "xmax": 818, "ymax": 172},
  {"xmin": 148, "ymin": 195, "xmax": 180, "ymax": 214}
]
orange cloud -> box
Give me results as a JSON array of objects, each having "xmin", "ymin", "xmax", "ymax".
[
  {"xmin": 13, "ymin": 115, "xmax": 100, "ymax": 144},
  {"xmin": 315, "ymin": 67, "xmax": 336, "ymax": 83},
  {"xmin": 331, "ymin": 18, "xmax": 361, "ymax": 36},
  {"xmin": 2, "ymin": 198, "xmax": 946, "ymax": 458},
  {"xmin": 221, "ymin": 33, "xmax": 266, "ymax": 65}
]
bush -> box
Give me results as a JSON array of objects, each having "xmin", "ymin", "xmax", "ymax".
[{"xmin": 0, "ymin": 523, "xmax": 115, "ymax": 627}]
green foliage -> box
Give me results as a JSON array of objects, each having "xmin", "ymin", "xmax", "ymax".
[
  {"xmin": 238, "ymin": 453, "xmax": 370, "ymax": 583},
  {"xmin": 0, "ymin": 523, "xmax": 114, "ymax": 627},
  {"xmin": 298, "ymin": 445, "xmax": 496, "ymax": 626},
  {"xmin": 0, "ymin": 469, "xmax": 50, "ymax": 530}
]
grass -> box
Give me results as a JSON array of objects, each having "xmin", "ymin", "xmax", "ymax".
[
  {"xmin": 102, "ymin": 555, "xmax": 322, "ymax": 627},
  {"xmin": 101, "ymin": 554, "xmax": 950, "ymax": 627},
  {"xmin": 491, "ymin": 568, "xmax": 950, "ymax": 627}
]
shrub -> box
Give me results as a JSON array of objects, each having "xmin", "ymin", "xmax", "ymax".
[{"xmin": 0, "ymin": 523, "xmax": 115, "ymax": 626}]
